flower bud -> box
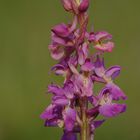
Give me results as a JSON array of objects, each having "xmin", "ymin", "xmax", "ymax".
[
  {"xmin": 62, "ymin": 0, "xmax": 89, "ymax": 14},
  {"xmin": 79, "ymin": 0, "xmax": 89, "ymax": 12},
  {"xmin": 61, "ymin": 0, "xmax": 72, "ymax": 12}
]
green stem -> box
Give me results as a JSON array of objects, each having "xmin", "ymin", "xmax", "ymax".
[{"xmin": 80, "ymin": 98, "xmax": 90, "ymax": 140}]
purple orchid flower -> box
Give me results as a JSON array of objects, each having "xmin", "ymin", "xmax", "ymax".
[
  {"xmin": 98, "ymin": 87, "xmax": 126, "ymax": 118},
  {"xmin": 87, "ymin": 31, "xmax": 114, "ymax": 52},
  {"xmin": 93, "ymin": 31, "xmax": 114, "ymax": 52},
  {"xmin": 40, "ymin": 1, "xmax": 127, "ymax": 140}
]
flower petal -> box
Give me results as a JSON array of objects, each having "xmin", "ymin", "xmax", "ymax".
[
  {"xmin": 49, "ymin": 44, "xmax": 65, "ymax": 60},
  {"xmin": 61, "ymin": 131, "xmax": 77, "ymax": 140},
  {"xmin": 51, "ymin": 64, "xmax": 66, "ymax": 75},
  {"xmin": 95, "ymin": 31, "xmax": 112, "ymax": 42},
  {"xmin": 78, "ymin": 43, "xmax": 88, "ymax": 65},
  {"xmin": 64, "ymin": 108, "xmax": 76, "ymax": 131},
  {"xmin": 106, "ymin": 83, "xmax": 127, "ymax": 100},
  {"xmin": 52, "ymin": 23, "xmax": 70, "ymax": 37},
  {"xmin": 53, "ymin": 96, "xmax": 69, "ymax": 106},
  {"xmin": 81, "ymin": 59, "xmax": 94, "ymax": 72},
  {"xmin": 94, "ymin": 55, "xmax": 105, "ymax": 77},
  {"xmin": 94, "ymin": 42, "xmax": 114, "ymax": 52},
  {"xmin": 63, "ymin": 81, "xmax": 75, "ymax": 99},
  {"xmin": 99, "ymin": 103, "xmax": 126, "ymax": 118},
  {"xmin": 105, "ymin": 66, "xmax": 121, "ymax": 80},
  {"xmin": 44, "ymin": 119, "xmax": 58, "ymax": 127},
  {"xmin": 40, "ymin": 104, "xmax": 56, "ymax": 120},
  {"xmin": 61, "ymin": 0, "xmax": 72, "ymax": 12},
  {"xmin": 93, "ymin": 120, "xmax": 105, "ymax": 128},
  {"xmin": 48, "ymin": 84, "xmax": 64, "ymax": 96}
]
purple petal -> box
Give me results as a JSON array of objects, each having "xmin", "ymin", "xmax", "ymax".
[
  {"xmin": 91, "ymin": 75, "xmax": 106, "ymax": 83},
  {"xmin": 94, "ymin": 55, "xmax": 105, "ymax": 77},
  {"xmin": 87, "ymin": 106, "xmax": 99, "ymax": 117},
  {"xmin": 94, "ymin": 42, "xmax": 114, "ymax": 52},
  {"xmin": 98, "ymin": 87, "xmax": 110, "ymax": 99},
  {"xmin": 99, "ymin": 103, "xmax": 126, "ymax": 118},
  {"xmin": 83, "ymin": 77, "xmax": 94, "ymax": 97},
  {"xmin": 106, "ymin": 83, "xmax": 127, "ymax": 100},
  {"xmin": 93, "ymin": 120, "xmax": 105, "ymax": 128},
  {"xmin": 87, "ymin": 32, "xmax": 95, "ymax": 42},
  {"xmin": 78, "ymin": 43, "xmax": 88, "ymax": 65},
  {"xmin": 88, "ymin": 95, "xmax": 99, "ymax": 106},
  {"xmin": 45, "ymin": 119, "xmax": 58, "ymax": 127},
  {"xmin": 95, "ymin": 31, "xmax": 112, "ymax": 42},
  {"xmin": 49, "ymin": 44, "xmax": 65, "ymax": 60},
  {"xmin": 90, "ymin": 120, "xmax": 105, "ymax": 134},
  {"xmin": 64, "ymin": 108, "xmax": 76, "ymax": 131},
  {"xmin": 40, "ymin": 104, "xmax": 56, "ymax": 120},
  {"xmin": 81, "ymin": 59, "xmax": 94, "ymax": 72},
  {"xmin": 105, "ymin": 66, "xmax": 121, "ymax": 80},
  {"xmin": 52, "ymin": 23, "xmax": 69, "ymax": 37},
  {"xmin": 63, "ymin": 81, "xmax": 75, "ymax": 99},
  {"xmin": 79, "ymin": 0, "xmax": 89, "ymax": 12},
  {"xmin": 69, "ymin": 16, "xmax": 77, "ymax": 32},
  {"xmin": 68, "ymin": 63, "xmax": 79, "ymax": 75},
  {"xmin": 51, "ymin": 32, "xmax": 66, "ymax": 45},
  {"xmin": 61, "ymin": 0, "xmax": 72, "ymax": 12},
  {"xmin": 48, "ymin": 84, "xmax": 64, "ymax": 96},
  {"xmin": 51, "ymin": 64, "xmax": 66, "ymax": 75},
  {"xmin": 61, "ymin": 132, "xmax": 77, "ymax": 140},
  {"xmin": 53, "ymin": 96, "xmax": 69, "ymax": 106}
]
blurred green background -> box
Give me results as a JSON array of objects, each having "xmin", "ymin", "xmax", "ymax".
[{"xmin": 0, "ymin": 0, "xmax": 140, "ymax": 140}]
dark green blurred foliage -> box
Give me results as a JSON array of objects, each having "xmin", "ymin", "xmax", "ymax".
[{"xmin": 0, "ymin": 0, "xmax": 140, "ymax": 140}]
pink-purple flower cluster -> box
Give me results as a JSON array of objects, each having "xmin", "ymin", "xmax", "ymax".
[{"xmin": 40, "ymin": 1, "xmax": 127, "ymax": 140}]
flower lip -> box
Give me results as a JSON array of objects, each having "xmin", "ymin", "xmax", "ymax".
[{"xmin": 99, "ymin": 103, "xmax": 127, "ymax": 118}]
